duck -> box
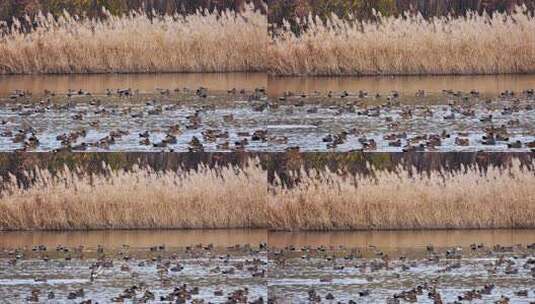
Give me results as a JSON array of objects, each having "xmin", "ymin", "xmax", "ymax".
[
  {"xmin": 480, "ymin": 114, "xmax": 493, "ymax": 122},
  {"xmin": 268, "ymin": 136, "xmax": 288, "ymax": 145},
  {"xmin": 507, "ymin": 140, "xmax": 522, "ymax": 148},
  {"xmin": 167, "ymin": 124, "xmax": 181, "ymax": 134},
  {"xmin": 455, "ymin": 137, "xmax": 469, "ymax": 146},
  {"xmin": 67, "ymin": 288, "xmax": 84, "ymax": 300},
  {"xmin": 389, "ymin": 139, "xmax": 402, "ymax": 147},
  {"xmin": 234, "ymin": 138, "xmax": 249, "ymax": 149},
  {"xmin": 12, "ymin": 130, "xmax": 27, "ymax": 143},
  {"xmin": 223, "ymin": 114, "xmax": 234, "ymax": 123},
  {"xmin": 252, "ymin": 129, "xmax": 268, "ymax": 141},
  {"xmin": 482, "ymin": 133, "xmax": 496, "ymax": 145},
  {"xmin": 443, "ymin": 112, "xmax": 455, "ymax": 120},
  {"xmin": 196, "ymin": 87, "xmax": 208, "ymax": 98},
  {"xmin": 72, "ymin": 143, "xmax": 88, "ymax": 151},
  {"xmin": 163, "ymin": 134, "xmax": 177, "ymax": 144},
  {"xmin": 403, "ymin": 143, "xmax": 425, "ymax": 152},
  {"xmin": 24, "ymin": 133, "xmax": 40, "ymax": 149},
  {"xmin": 189, "ymin": 136, "xmax": 204, "ymax": 151},
  {"xmin": 362, "ymin": 139, "xmax": 377, "ymax": 150}
]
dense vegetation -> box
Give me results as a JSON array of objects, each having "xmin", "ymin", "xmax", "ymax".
[
  {"xmin": 1, "ymin": 0, "xmax": 535, "ymax": 75},
  {"xmin": 268, "ymin": 0, "xmax": 535, "ymax": 25},
  {"xmin": 0, "ymin": 4, "xmax": 267, "ymax": 74},
  {"xmin": 2, "ymin": 0, "xmax": 534, "ymax": 25},
  {"xmin": 1, "ymin": 157, "xmax": 534, "ymax": 230},
  {"xmin": 0, "ymin": 0, "xmax": 264, "ymax": 24}
]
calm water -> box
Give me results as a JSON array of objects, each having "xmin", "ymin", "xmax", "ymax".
[
  {"xmin": 1, "ymin": 86, "xmax": 534, "ymax": 152},
  {"xmin": 0, "ymin": 230, "xmax": 534, "ymax": 303},
  {"xmin": 0, "ymin": 229, "xmax": 267, "ymax": 249},
  {"xmin": 0, "ymin": 230, "xmax": 268, "ymax": 303},
  {"xmin": 0, "ymin": 73, "xmax": 267, "ymax": 95},
  {"xmin": 269, "ymin": 229, "xmax": 535, "ymax": 250},
  {"xmin": 1, "ymin": 229, "xmax": 532, "ymax": 251},
  {"xmin": 269, "ymin": 229, "xmax": 535, "ymax": 303},
  {"xmin": 1, "ymin": 74, "xmax": 534, "ymax": 96},
  {"xmin": 268, "ymin": 74, "xmax": 535, "ymax": 96}
]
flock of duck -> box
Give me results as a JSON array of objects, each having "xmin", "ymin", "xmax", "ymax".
[
  {"xmin": 1, "ymin": 242, "xmax": 267, "ymax": 303},
  {"xmin": 0, "ymin": 87, "xmax": 534, "ymax": 152},
  {"xmin": 269, "ymin": 242, "xmax": 535, "ymax": 303},
  {"xmin": 1, "ymin": 241, "xmax": 534, "ymax": 303}
]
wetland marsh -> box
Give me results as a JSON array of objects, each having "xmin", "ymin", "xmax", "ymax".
[
  {"xmin": 1, "ymin": 75, "xmax": 535, "ymax": 153},
  {"xmin": 1, "ymin": 1, "xmax": 535, "ymax": 302},
  {"xmin": 0, "ymin": 230, "xmax": 534, "ymax": 303}
]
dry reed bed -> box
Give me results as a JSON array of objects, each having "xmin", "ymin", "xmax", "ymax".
[
  {"xmin": 0, "ymin": 5, "xmax": 267, "ymax": 74},
  {"xmin": 3, "ymin": 6, "xmax": 535, "ymax": 75},
  {"xmin": 0, "ymin": 161, "xmax": 534, "ymax": 231},
  {"xmin": 268, "ymin": 7, "xmax": 535, "ymax": 75},
  {"xmin": 269, "ymin": 161, "xmax": 535, "ymax": 230},
  {"xmin": 0, "ymin": 163, "xmax": 268, "ymax": 230}
]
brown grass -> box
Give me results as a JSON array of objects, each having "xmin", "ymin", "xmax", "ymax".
[
  {"xmin": 0, "ymin": 5, "xmax": 267, "ymax": 74},
  {"xmin": 269, "ymin": 161, "xmax": 535, "ymax": 230},
  {"xmin": 1, "ymin": 160, "xmax": 534, "ymax": 231},
  {"xmin": 3, "ymin": 6, "xmax": 535, "ymax": 75},
  {"xmin": 268, "ymin": 6, "xmax": 535, "ymax": 76},
  {"xmin": 0, "ymin": 163, "xmax": 268, "ymax": 230}
]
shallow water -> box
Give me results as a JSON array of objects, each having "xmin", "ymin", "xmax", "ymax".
[
  {"xmin": 0, "ymin": 230, "xmax": 268, "ymax": 303},
  {"xmin": 0, "ymin": 229, "xmax": 267, "ymax": 249},
  {"xmin": 268, "ymin": 74, "xmax": 535, "ymax": 96},
  {"xmin": 268, "ymin": 230, "xmax": 535, "ymax": 303},
  {"xmin": 0, "ymin": 89, "xmax": 534, "ymax": 152},
  {"xmin": 0, "ymin": 230, "xmax": 534, "ymax": 303},
  {"xmin": 2, "ymin": 229, "xmax": 532, "ymax": 253},
  {"xmin": 269, "ymin": 229, "xmax": 535, "ymax": 251},
  {"xmin": 0, "ymin": 73, "xmax": 267, "ymax": 95},
  {"xmin": 1, "ymin": 74, "xmax": 535, "ymax": 152}
]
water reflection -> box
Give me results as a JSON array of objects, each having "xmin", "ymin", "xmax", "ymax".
[
  {"xmin": 0, "ymin": 229, "xmax": 267, "ymax": 249},
  {"xmin": 269, "ymin": 229, "xmax": 535, "ymax": 249},
  {"xmin": 4, "ymin": 229, "xmax": 532, "ymax": 250},
  {"xmin": 0, "ymin": 73, "xmax": 266, "ymax": 95},
  {"xmin": 268, "ymin": 75, "xmax": 535, "ymax": 96}
]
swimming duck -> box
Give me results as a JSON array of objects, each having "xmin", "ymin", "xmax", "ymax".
[
  {"xmin": 455, "ymin": 137, "xmax": 469, "ymax": 146},
  {"xmin": 507, "ymin": 140, "xmax": 522, "ymax": 148},
  {"xmin": 189, "ymin": 136, "xmax": 204, "ymax": 151},
  {"xmin": 163, "ymin": 134, "xmax": 177, "ymax": 144}
]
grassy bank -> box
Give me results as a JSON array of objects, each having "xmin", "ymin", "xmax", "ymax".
[
  {"xmin": 0, "ymin": 5, "xmax": 267, "ymax": 74},
  {"xmin": 1, "ymin": 160, "xmax": 534, "ymax": 231},
  {"xmin": 268, "ymin": 7, "xmax": 535, "ymax": 76}
]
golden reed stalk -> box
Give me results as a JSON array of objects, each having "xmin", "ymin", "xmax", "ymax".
[
  {"xmin": 268, "ymin": 6, "xmax": 535, "ymax": 76},
  {"xmin": 1, "ymin": 160, "xmax": 534, "ymax": 230},
  {"xmin": 0, "ymin": 4, "xmax": 267, "ymax": 74},
  {"xmin": 268, "ymin": 161, "xmax": 535, "ymax": 230},
  {"xmin": 0, "ymin": 163, "xmax": 268, "ymax": 230},
  {"xmin": 2, "ymin": 6, "xmax": 535, "ymax": 75}
]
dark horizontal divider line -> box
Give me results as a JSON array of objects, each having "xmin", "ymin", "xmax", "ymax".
[{"xmin": 1, "ymin": 151, "xmax": 533, "ymax": 189}]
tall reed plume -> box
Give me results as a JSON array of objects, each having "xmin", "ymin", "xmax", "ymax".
[
  {"xmin": 0, "ymin": 4, "xmax": 267, "ymax": 74},
  {"xmin": 269, "ymin": 161, "xmax": 535, "ymax": 230},
  {"xmin": 0, "ymin": 162, "xmax": 268, "ymax": 230},
  {"xmin": 268, "ymin": 6, "xmax": 535, "ymax": 76},
  {"xmin": 1, "ymin": 160, "xmax": 535, "ymax": 231}
]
